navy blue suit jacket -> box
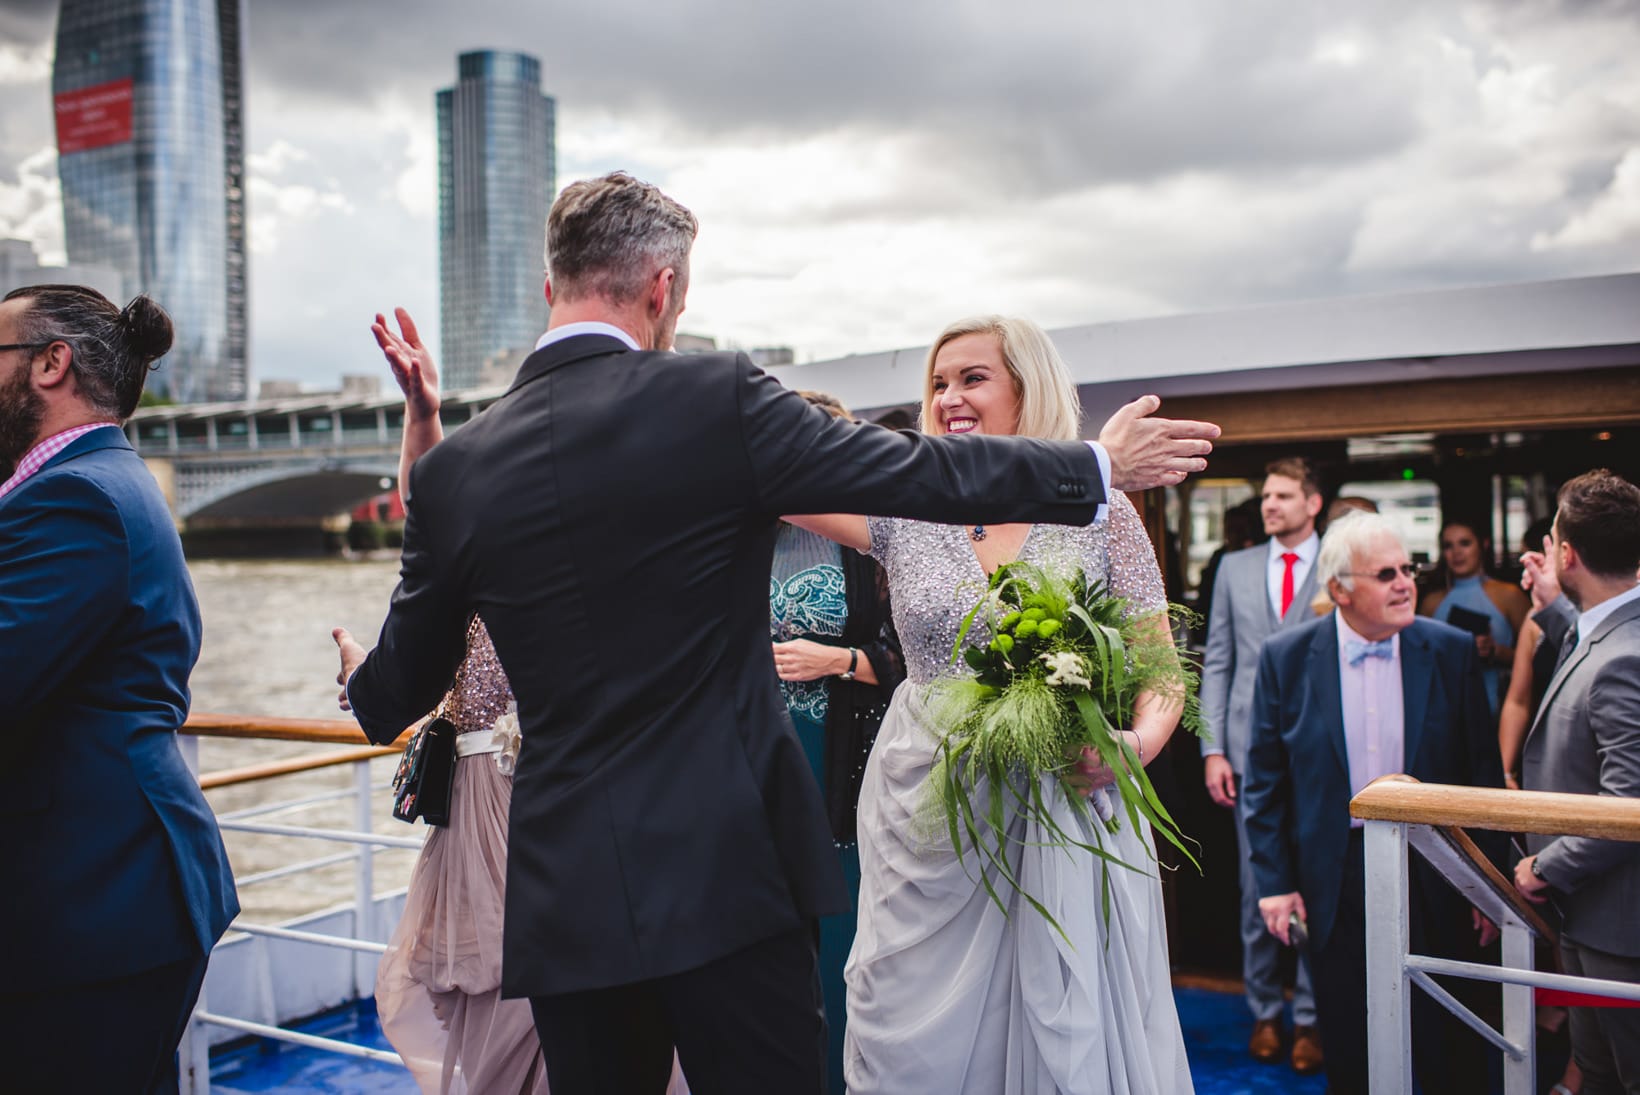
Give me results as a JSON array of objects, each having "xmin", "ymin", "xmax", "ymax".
[
  {"xmin": 1242, "ymin": 613, "xmax": 1502, "ymax": 950},
  {"xmin": 0, "ymin": 429, "xmax": 238, "ymax": 987}
]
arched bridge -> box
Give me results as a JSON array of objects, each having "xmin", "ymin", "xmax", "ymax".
[{"xmin": 127, "ymin": 386, "xmax": 507, "ymax": 522}]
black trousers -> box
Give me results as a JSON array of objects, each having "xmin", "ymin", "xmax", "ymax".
[
  {"xmin": 0, "ymin": 952, "xmax": 208, "ymax": 1094},
  {"xmin": 530, "ymin": 923, "xmax": 825, "ymax": 1095},
  {"xmin": 1309, "ymin": 829, "xmax": 1493, "ymax": 1095}
]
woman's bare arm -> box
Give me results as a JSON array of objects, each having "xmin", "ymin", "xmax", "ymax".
[{"xmin": 783, "ymin": 514, "xmax": 872, "ymax": 552}]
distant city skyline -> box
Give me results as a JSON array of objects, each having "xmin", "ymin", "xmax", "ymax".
[
  {"xmin": 437, "ymin": 50, "xmax": 554, "ymax": 391},
  {"xmin": 1, "ymin": 1, "xmax": 1635, "ymax": 391},
  {"xmin": 51, "ymin": 0, "xmax": 248, "ymax": 402}
]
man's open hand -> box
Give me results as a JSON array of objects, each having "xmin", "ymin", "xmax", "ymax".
[{"xmin": 1097, "ymin": 395, "xmax": 1220, "ymax": 492}]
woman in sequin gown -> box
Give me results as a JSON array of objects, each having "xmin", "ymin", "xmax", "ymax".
[
  {"xmin": 791, "ymin": 316, "xmax": 1194, "ymax": 1095},
  {"xmin": 347, "ymin": 310, "xmax": 687, "ymax": 1095}
]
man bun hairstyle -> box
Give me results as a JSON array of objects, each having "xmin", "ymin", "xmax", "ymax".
[
  {"xmin": 2, "ymin": 284, "xmax": 173, "ymax": 420},
  {"xmin": 1555, "ymin": 469, "xmax": 1640, "ymax": 578},
  {"xmin": 544, "ymin": 172, "xmax": 699, "ymax": 308}
]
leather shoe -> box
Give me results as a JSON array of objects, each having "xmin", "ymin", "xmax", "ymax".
[
  {"xmin": 1248, "ymin": 1018, "xmax": 1283, "ymax": 1063},
  {"xmin": 1291, "ymin": 1024, "xmax": 1324, "ymax": 1074}
]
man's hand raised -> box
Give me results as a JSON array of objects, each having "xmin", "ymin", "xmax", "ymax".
[{"xmin": 1097, "ymin": 395, "xmax": 1219, "ymax": 492}]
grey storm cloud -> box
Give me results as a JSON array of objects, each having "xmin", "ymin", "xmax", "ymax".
[
  {"xmin": 236, "ymin": 0, "xmax": 1436, "ymax": 200},
  {"xmin": 1, "ymin": 0, "xmax": 1636, "ymax": 383}
]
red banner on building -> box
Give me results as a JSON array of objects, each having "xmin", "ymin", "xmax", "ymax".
[{"xmin": 55, "ymin": 78, "xmax": 135, "ymax": 155}]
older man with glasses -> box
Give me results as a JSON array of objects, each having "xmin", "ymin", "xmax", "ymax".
[{"xmin": 1241, "ymin": 511, "xmax": 1506, "ymax": 1095}]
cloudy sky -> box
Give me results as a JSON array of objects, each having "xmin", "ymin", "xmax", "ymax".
[{"xmin": 1, "ymin": 0, "xmax": 1637, "ymax": 389}]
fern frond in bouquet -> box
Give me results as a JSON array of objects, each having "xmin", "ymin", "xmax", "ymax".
[{"xmin": 924, "ymin": 560, "xmax": 1203, "ymax": 935}]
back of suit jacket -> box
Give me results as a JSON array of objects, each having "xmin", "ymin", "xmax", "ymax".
[
  {"xmin": 1524, "ymin": 596, "xmax": 1640, "ymax": 957},
  {"xmin": 1200, "ymin": 543, "xmax": 1320, "ymax": 773},
  {"xmin": 0, "ymin": 431, "xmax": 239, "ymax": 987},
  {"xmin": 349, "ymin": 338, "xmax": 1105, "ymax": 996}
]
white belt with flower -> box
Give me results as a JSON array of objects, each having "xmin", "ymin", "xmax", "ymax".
[{"xmin": 454, "ymin": 704, "xmax": 522, "ymax": 776}]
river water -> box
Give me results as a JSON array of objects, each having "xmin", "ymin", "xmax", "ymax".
[{"xmin": 190, "ymin": 556, "xmax": 420, "ymax": 923}]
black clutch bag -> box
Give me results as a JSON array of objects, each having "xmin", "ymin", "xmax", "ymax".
[{"xmin": 392, "ymin": 714, "xmax": 457, "ymax": 826}]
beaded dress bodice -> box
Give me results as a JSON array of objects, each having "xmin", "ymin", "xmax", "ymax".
[
  {"xmin": 441, "ymin": 616, "xmax": 515, "ymax": 734},
  {"xmin": 866, "ymin": 492, "xmax": 1166, "ymax": 687}
]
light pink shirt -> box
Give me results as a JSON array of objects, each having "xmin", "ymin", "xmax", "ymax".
[
  {"xmin": 1335, "ymin": 612, "xmax": 1405, "ymax": 827},
  {"xmin": 0, "ymin": 422, "xmax": 119, "ymax": 503}
]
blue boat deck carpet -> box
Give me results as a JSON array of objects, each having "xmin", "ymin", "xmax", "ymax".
[{"xmin": 211, "ymin": 988, "xmax": 1331, "ymax": 1093}]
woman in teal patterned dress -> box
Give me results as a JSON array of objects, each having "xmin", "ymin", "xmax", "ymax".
[{"xmin": 769, "ymin": 391, "xmax": 904, "ymax": 1095}]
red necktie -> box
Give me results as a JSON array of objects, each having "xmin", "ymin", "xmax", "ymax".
[{"xmin": 1280, "ymin": 552, "xmax": 1300, "ymax": 618}]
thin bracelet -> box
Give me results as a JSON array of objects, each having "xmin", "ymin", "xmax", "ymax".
[{"xmin": 1129, "ymin": 730, "xmax": 1144, "ymax": 766}]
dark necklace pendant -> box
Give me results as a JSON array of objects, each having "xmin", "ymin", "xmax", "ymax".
[{"xmin": 971, "ymin": 524, "xmax": 987, "ymax": 542}]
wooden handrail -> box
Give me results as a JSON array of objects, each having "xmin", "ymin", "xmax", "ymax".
[
  {"xmin": 198, "ymin": 744, "xmax": 405, "ymax": 791},
  {"xmin": 184, "ymin": 711, "xmax": 411, "ymax": 746},
  {"xmin": 1420, "ymin": 822, "xmax": 1558, "ymax": 943},
  {"xmin": 1352, "ymin": 775, "xmax": 1640, "ymax": 842}
]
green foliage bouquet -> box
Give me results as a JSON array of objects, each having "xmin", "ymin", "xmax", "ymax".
[{"xmin": 924, "ymin": 561, "xmax": 1203, "ymax": 931}]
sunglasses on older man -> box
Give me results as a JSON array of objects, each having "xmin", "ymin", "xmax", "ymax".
[{"xmin": 1345, "ymin": 563, "xmax": 1420, "ymax": 583}]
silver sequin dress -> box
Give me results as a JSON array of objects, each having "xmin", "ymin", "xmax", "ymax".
[{"xmin": 844, "ymin": 494, "xmax": 1194, "ymax": 1095}]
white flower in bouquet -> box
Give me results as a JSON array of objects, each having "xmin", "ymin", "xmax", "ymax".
[{"xmin": 1039, "ymin": 651, "xmax": 1091, "ymax": 689}]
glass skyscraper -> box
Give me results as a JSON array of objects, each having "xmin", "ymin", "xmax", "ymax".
[
  {"xmin": 53, "ymin": 0, "xmax": 249, "ymax": 403},
  {"xmin": 437, "ymin": 51, "xmax": 556, "ymax": 391}
]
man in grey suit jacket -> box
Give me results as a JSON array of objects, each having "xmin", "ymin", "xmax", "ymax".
[
  {"xmin": 1513, "ymin": 469, "xmax": 1640, "ymax": 1094},
  {"xmin": 1201, "ymin": 456, "xmax": 1325, "ymax": 1071}
]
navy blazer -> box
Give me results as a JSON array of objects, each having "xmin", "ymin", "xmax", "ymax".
[
  {"xmin": 1242, "ymin": 613, "xmax": 1502, "ymax": 950},
  {"xmin": 0, "ymin": 429, "xmax": 238, "ymax": 987}
]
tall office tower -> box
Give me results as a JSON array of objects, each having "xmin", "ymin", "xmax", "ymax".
[
  {"xmin": 437, "ymin": 51, "xmax": 556, "ymax": 391},
  {"xmin": 52, "ymin": 0, "xmax": 249, "ymax": 403}
]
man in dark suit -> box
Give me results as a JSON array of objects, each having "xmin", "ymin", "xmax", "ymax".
[
  {"xmin": 1200, "ymin": 456, "xmax": 1325, "ymax": 1070},
  {"xmin": 0, "ymin": 285, "xmax": 239, "ymax": 1092},
  {"xmin": 1242, "ymin": 511, "xmax": 1502, "ymax": 1095},
  {"xmin": 336, "ymin": 172, "xmax": 1219, "ymax": 1095},
  {"xmin": 1512, "ymin": 469, "xmax": 1640, "ymax": 1093}
]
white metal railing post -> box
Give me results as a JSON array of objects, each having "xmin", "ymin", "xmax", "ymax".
[
  {"xmin": 1364, "ymin": 820, "xmax": 1413, "ymax": 1094},
  {"xmin": 1501, "ymin": 921, "xmax": 1536, "ymax": 1095},
  {"xmin": 353, "ymin": 759, "xmax": 375, "ymax": 995}
]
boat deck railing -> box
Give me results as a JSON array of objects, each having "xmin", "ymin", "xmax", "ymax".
[
  {"xmin": 177, "ymin": 713, "xmax": 419, "ymax": 1094},
  {"xmin": 1352, "ymin": 774, "xmax": 1640, "ymax": 1095}
]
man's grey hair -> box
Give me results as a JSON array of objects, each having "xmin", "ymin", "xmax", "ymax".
[
  {"xmin": 543, "ymin": 172, "xmax": 699, "ymax": 306},
  {"xmin": 1316, "ymin": 511, "xmax": 1406, "ymax": 592}
]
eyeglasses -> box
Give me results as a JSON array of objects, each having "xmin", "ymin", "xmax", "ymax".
[
  {"xmin": 0, "ymin": 342, "xmax": 52, "ymax": 354},
  {"xmin": 1345, "ymin": 563, "xmax": 1419, "ymax": 582}
]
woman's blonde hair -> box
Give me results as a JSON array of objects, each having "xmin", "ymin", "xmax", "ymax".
[{"xmin": 918, "ymin": 316, "xmax": 1082, "ymax": 441}]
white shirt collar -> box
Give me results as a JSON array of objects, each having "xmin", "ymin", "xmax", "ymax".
[
  {"xmin": 1270, "ymin": 530, "xmax": 1320, "ymax": 564},
  {"xmin": 1575, "ymin": 582, "xmax": 1640, "ymax": 645},
  {"xmin": 534, "ymin": 321, "xmax": 641, "ymax": 352}
]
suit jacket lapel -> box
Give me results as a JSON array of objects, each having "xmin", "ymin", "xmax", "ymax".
[
  {"xmin": 507, "ymin": 334, "xmax": 632, "ymax": 394},
  {"xmin": 1399, "ymin": 623, "xmax": 1433, "ymax": 773},
  {"xmin": 1289, "ymin": 561, "xmax": 1322, "ymax": 628},
  {"xmin": 1310, "ymin": 620, "xmax": 1350, "ymax": 778},
  {"xmin": 1529, "ymin": 596, "xmax": 1640, "ymax": 742}
]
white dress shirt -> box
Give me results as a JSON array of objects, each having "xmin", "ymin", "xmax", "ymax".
[
  {"xmin": 1266, "ymin": 532, "xmax": 1320, "ymax": 620},
  {"xmin": 1336, "ymin": 613, "xmax": 1406, "ymax": 827},
  {"xmin": 1573, "ymin": 582, "xmax": 1640, "ymax": 647}
]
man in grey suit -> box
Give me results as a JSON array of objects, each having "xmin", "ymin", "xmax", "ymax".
[
  {"xmin": 1513, "ymin": 469, "xmax": 1640, "ymax": 1095},
  {"xmin": 1201, "ymin": 456, "xmax": 1325, "ymax": 1071}
]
